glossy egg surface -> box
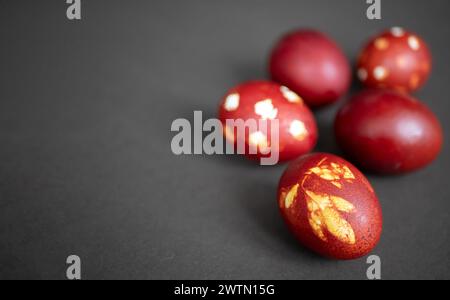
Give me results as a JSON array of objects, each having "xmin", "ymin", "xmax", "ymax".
[
  {"xmin": 270, "ymin": 29, "xmax": 351, "ymax": 107},
  {"xmin": 335, "ymin": 89, "xmax": 443, "ymax": 174}
]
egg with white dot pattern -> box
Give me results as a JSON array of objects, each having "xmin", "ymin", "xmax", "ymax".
[
  {"xmin": 357, "ymin": 27, "xmax": 432, "ymax": 93},
  {"xmin": 218, "ymin": 81, "xmax": 318, "ymax": 163}
]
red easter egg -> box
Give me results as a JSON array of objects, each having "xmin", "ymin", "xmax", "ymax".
[
  {"xmin": 278, "ymin": 153, "xmax": 382, "ymax": 260},
  {"xmin": 269, "ymin": 29, "xmax": 351, "ymax": 108},
  {"xmin": 357, "ymin": 27, "xmax": 432, "ymax": 93},
  {"xmin": 335, "ymin": 89, "xmax": 443, "ymax": 174},
  {"xmin": 218, "ymin": 81, "xmax": 318, "ymax": 163}
]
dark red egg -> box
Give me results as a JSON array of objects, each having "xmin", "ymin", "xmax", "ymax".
[
  {"xmin": 218, "ymin": 81, "xmax": 318, "ymax": 163},
  {"xmin": 357, "ymin": 27, "xmax": 432, "ymax": 93},
  {"xmin": 269, "ymin": 29, "xmax": 351, "ymax": 108},
  {"xmin": 335, "ymin": 89, "xmax": 443, "ymax": 174},
  {"xmin": 278, "ymin": 153, "xmax": 382, "ymax": 260}
]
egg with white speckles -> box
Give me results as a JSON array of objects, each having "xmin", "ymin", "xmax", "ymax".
[
  {"xmin": 218, "ymin": 81, "xmax": 318, "ymax": 163},
  {"xmin": 357, "ymin": 27, "xmax": 432, "ymax": 93}
]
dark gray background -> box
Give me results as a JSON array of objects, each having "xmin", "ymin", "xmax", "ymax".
[{"xmin": 0, "ymin": 0, "xmax": 449, "ymax": 280}]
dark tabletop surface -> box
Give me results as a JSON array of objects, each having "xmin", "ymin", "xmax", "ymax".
[{"xmin": 0, "ymin": 0, "xmax": 449, "ymax": 280}]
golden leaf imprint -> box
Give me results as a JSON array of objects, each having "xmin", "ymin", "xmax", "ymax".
[
  {"xmin": 306, "ymin": 161, "xmax": 356, "ymax": 189},
  {"xmin": 305, "ymin": 190, "xmax": 356, "ymax": 245},
  {"xmin": 280, "ymin": 184, "xmax": 299, "ymax": 209}
]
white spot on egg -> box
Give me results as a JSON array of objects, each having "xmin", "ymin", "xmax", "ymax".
[
  {"xmin": 224, "ymin": 125, "xmax": 235, "ymax": 143},
  {"xmin": 289, "ymin": 120, "xmax": 308, "ymax": 141},
  {"xmin": 254, "ymin": 99, "xmax": 278, "ymax": 120},
  {"xmin": 408, "ymin": 36, "xmax": 420, "ymax": 51},
  {"xmin": 373, "ymin": 66, "xmax": 388, "ymax": 81},
  {"xmin": 224, "ymin": 93, "xmax": 240, "ymax": 111},
  {"xmin": 280, "ymin": 86, "xmax": 302, "ymax": 103},
  {"xmin": 249, "ymin": 131, "xmax": 269, "ymax": 151},
  {"xmin": 391, "ymin": 27, "xmax": 405, "ymax": 37}
]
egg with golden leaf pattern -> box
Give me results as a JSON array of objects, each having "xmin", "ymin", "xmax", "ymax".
[{"xmin": 278, "ymin": 153, "xmax": 382, "ymax": 260}]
